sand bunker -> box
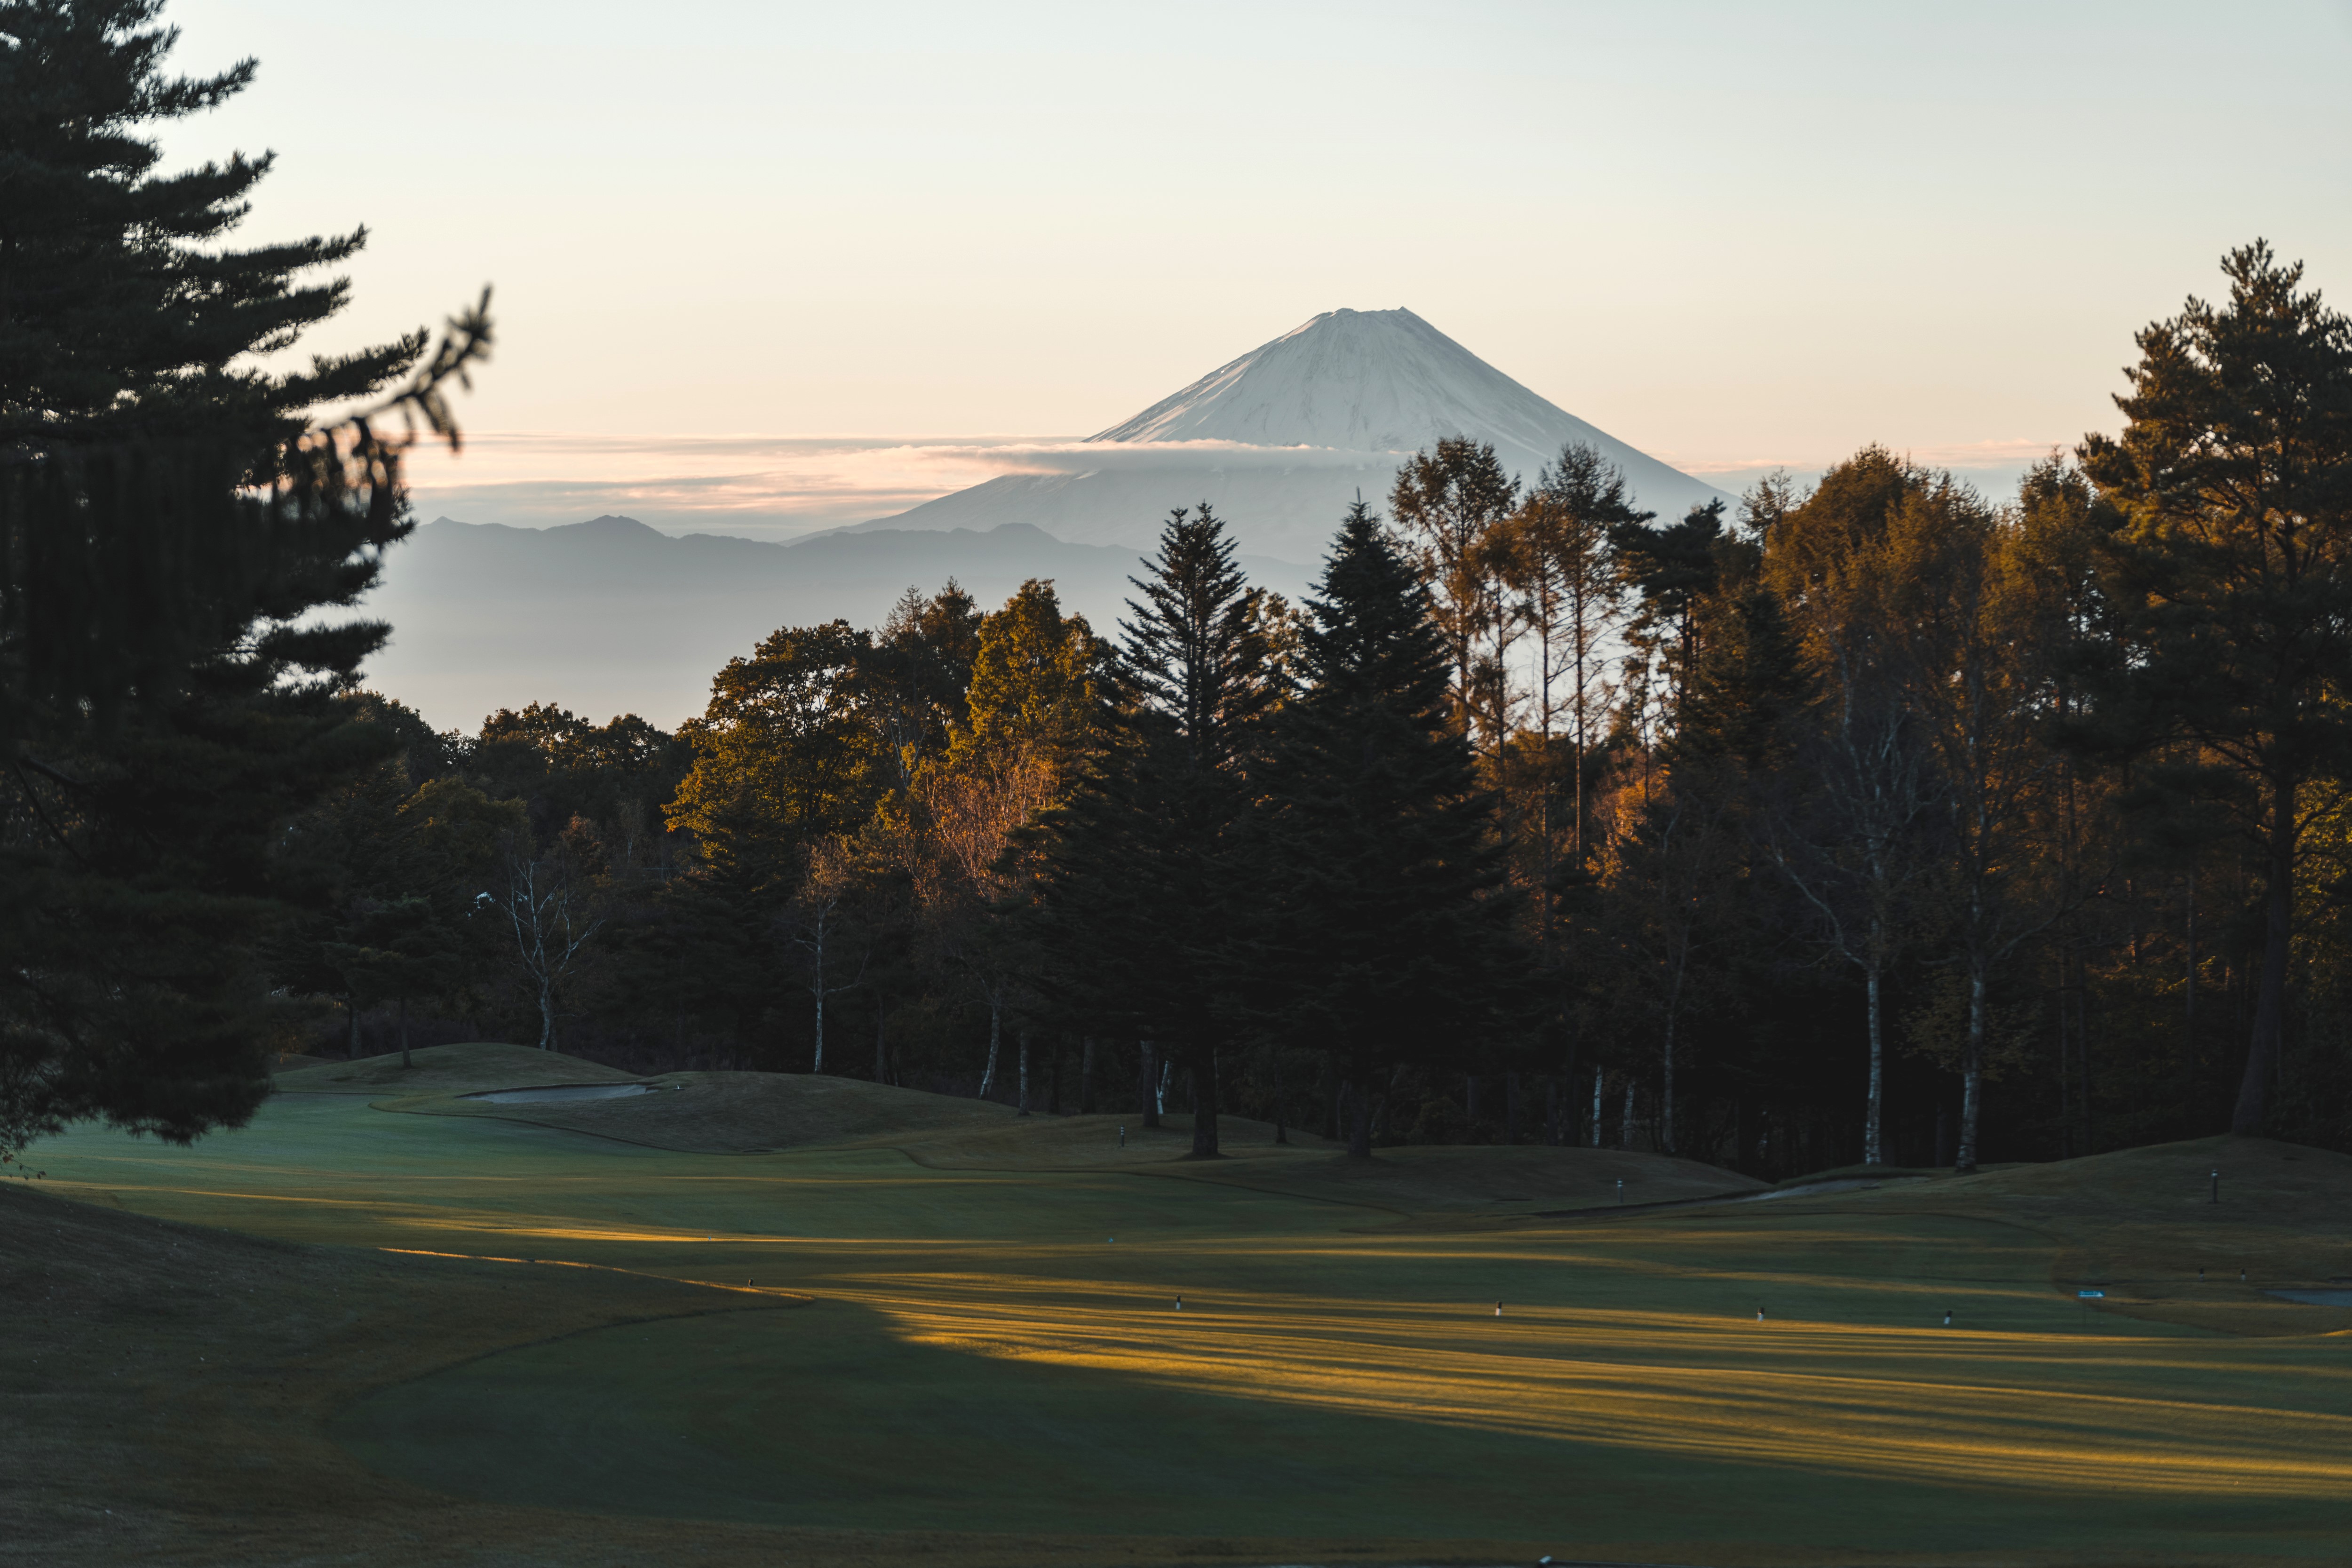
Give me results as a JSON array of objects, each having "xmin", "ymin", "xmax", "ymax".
[{"xmin": 465, "ymin": 1083, "xmax": 666, "ymax": 1105}]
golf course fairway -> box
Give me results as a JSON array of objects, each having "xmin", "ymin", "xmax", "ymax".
[{"xmin": 9, "ymin": 1043, "xmax": 2352, "ymax": 1567}]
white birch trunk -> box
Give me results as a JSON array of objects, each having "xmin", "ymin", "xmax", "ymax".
[
  {"xmin": 1957, "ymin": 967, "xmax": 1986, "ymax": 1172},
  {"xmin": 978, "ymin": 992, "xmax": 1001, "ymax": 1100},
  {"xmin": 810, "ymin": 919, "xmax": 826, "ymax": 1074}
]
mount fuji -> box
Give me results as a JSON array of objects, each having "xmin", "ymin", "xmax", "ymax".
[{"xmin": 843, "ymin": 308, "xmax": 1728, "ymax": 559}]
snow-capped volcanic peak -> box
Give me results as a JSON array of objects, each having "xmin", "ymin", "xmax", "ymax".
[
  {"xmin": 850, "ymin": 306, "xmax": 1726, "ymax": 560},
  {"xmin": 1092, "ymin": 307, "xmax": 1597, "ymax": 463}
]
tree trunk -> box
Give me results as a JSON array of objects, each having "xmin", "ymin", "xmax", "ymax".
[
  {"xmin": 1955, "ymin": 967, "xmax": 1986, "ymax": 1173},
  {"xmin": 1661, "ymin": 1011, "xmax": 1678, "ymax": 1155},
  {"xmin": 1863, "ymin": 958, "xmax": 1884, "ymax": 1166},
  {"xmin": 2184, "ymin": 871, "xmax": 2198, "ymax": 1130},
  {"xmin": 1590, "ymin": 1067, "xmax": 1604, "ymax": 1148},
  {"xmin": 1347, "ymin": 1071, "xmax": 1373, "ymax": 1159},
  {"xmin": 1080, "ymin": 1036, "xmax": 1097, "ymax": 1114},
  {"xmin": 2233, "ymin": 792, "xmax": 2294, "ymax": 1135},
  {"xmin": 538, "ymin": 980, "xmax": 556, "ymax": 1051},
  {"xmin": 978, "ymin": 995, "xmax": 1001, "ymax": 1100},
  {"xmin": 1620, "ymin": 1082, "xmax": 1635, "ymax": 1150},
  {"xmin": 1017, "ymin": 1028, "xmax": 1032, "ymax": 1116},
  {"xmin": 1188, "ymin": 1048, "xmax": 1219, "ymax": 1157},
  {"xmin": 1661, "ymin": 919, "xmax": 1696, "ymax": 1154},
  {"xmin": 1138, "ymin": 1042, "xmax": 1159, "ymax": 1128},
  {"xmin": 2078, "ymin": 963, "xmax": 2096, "ymax": 1154}
]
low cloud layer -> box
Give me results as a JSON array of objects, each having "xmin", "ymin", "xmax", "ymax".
[
  {"xmin": 404, "ymin": 431, "xmax": 2070, "ymax": 542},
  {"xmin": 403, "ymin": 433, "xmax": 1434, "ymax": 540}
]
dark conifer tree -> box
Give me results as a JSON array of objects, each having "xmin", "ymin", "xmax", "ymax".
[
  {"xmin": 2077, "ymin": 240, "xmax": 2352, "ymax": 1135},
  {"xmin": 0, "ymin": 0, "xmax": 490, "ymax": 1158},
  {"xmin": 1022, "ymin": 504, "xmax": 1269, "ymax": 1157},
  {"xmin": 1248, "ymin": 501, "xmax": 1523, "ymax": 1157}
]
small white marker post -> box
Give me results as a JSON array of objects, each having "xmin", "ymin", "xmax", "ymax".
[{"xmin": 2079, "ymin": 1286, "xmax": 2104, "ymax": 1331}]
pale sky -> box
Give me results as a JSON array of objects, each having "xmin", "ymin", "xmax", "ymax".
[{"xmin": 167, "ymin": 0, "xmax": 2352, "ymax": 535}]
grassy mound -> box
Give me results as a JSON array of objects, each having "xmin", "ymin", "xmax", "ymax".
[
  {"xmin": 1760, "ymin": 1134, "xmax": 2352, "ymax": 1336},
  {"xmin": 383, "ymin": 1063, "xmax": 1013, "ymax": 1153},
  {"xmin": 375, "ymin": 1058, "xmax": 1768, "ymax": 1218},
  {"xmin": 1157, "ymin": 1136, "xmax": 1767, "ymax": 1214},
  {"xmin": 274, "ymin": 1040, "xmax": 636, "ymax": 1098}
]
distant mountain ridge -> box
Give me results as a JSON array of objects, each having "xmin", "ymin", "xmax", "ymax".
[
  {"xmin": 845, "ymin": 307, "xmax": 1727, "ymax": 557},
  {"xmin": 363, "ymin": 515, "xmax": 1310, "ymax": 731}
]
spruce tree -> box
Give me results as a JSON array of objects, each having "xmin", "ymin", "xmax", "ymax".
[
  {"xmin": 1022, "ymin": 505, "xmax": 1269, "ymax": 1157},
  {"xmin": 1248, "ymin": 501, "xmax": 1522, "ymax": 1157}
]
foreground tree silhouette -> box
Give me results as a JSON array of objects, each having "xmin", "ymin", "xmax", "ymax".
[
  {"xmin": 0, "ymin": 0, "xmax": 490, "ymax": 1158},
  {"xmin": 0, "ymin": 0, "xmax": 423, "ymax": 445},
  {"xmin": 2080, "ymin": 241, "xmax": 2352, "ymax": 1136},
  {"xmin": 1248, "ymin": 502, "xmax": 1521, "ymax": 1157}
]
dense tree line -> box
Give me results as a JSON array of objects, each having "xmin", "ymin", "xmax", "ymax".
[{"xmin": 267, "ymin": 243, "xmax": 2352, "ymax": 1176}]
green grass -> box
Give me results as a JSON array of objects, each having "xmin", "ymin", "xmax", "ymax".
[{"xmin": 16, "ymin": 1042, "xmax": 2352, "ymax": 1566}]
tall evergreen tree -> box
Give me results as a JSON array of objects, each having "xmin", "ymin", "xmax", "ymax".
[
  {"xmin": 2078, "ymin": 240, "xmax": 2352, "ymax": 1135},
  {"xmin": 1022, "ymin": 505, "xmax": 1269, "ymax": 1156},
  {"xmin": 0, "ymin": 0, "xmax": 491, "ymax": 1159},
  {"xmin": 1249, "ymin": 501, "xmax": 1522, "ymax": 1157}
]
